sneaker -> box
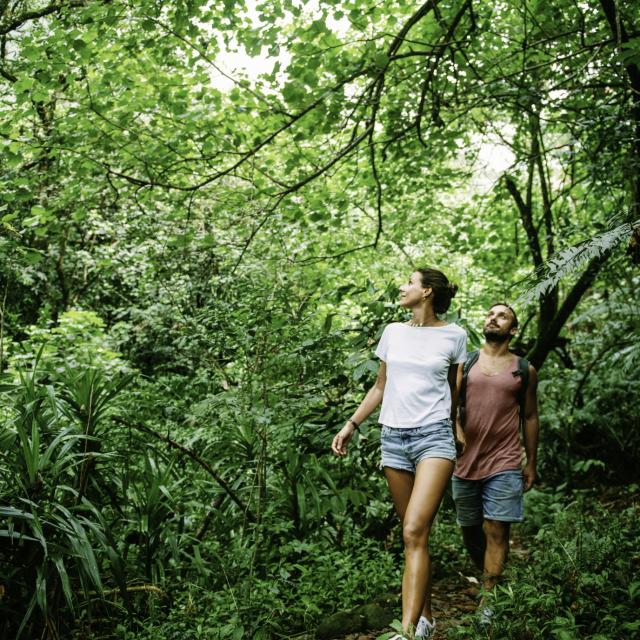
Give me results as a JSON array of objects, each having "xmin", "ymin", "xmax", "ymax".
[
  {"xmin": 415, "ymin": 616, "xmax": 436, "ymax": 639},
  {"xmin": 477, "ymin": 606, "xmax": 493, "ymax": 628}
]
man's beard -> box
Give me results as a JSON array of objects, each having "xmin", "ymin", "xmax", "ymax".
[{"xmin": 483, "ymin": 326, "xmax": 510, "ymax": 343}]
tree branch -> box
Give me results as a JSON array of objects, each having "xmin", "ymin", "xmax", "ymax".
[
  {"xmin": 105, "ymin": 66, "xmax": 369, "ymax": 191},
  {"xmin": 117, "ymin": 418, "xmax": 256, "ymax": 523},
  {"xmin": 369, "ymin": 132, "xmax": 383, "ymax": 247},
  {"xmin": 598, "ymin": 0, "xmax": 640, "ymax": 218},
  {"xmin": 504, "ymin": 174, "xmax": 543, "ymax": 267},
  {"xmin": 530, "ymin": 113, "xmax": 554, "ymax": 256},
  {"xmin": 415, "ymin": 0, "xmax": 472, "ymax": 143},
  {"xmin": 529, "ymin": 112, "xmax": 559, "ymax": 328},
  {"xmin": 0, "ymin": 0, "xmax": 87, "ymax": 36}
]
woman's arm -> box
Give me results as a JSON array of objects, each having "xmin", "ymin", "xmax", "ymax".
[
  {"xmin": 331, "ymin": 361, "xmax": 387, "ymax": 457},
  {"xmin": 451, "ymin": 363, "xmax": 465, "ymax": 454},
  {"xmin": 449, "ymin": 363, "xmax": 461, "ymax": 422}
]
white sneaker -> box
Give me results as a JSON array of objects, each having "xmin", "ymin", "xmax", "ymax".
[
  {"xmin": 478, "ymin": 606, "xmax": 493, "ymax": 627},
  {"xmin": 415, "ymin": 615, "xmax": 436, "ymax": 638}
]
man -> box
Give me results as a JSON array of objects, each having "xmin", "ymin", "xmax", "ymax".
[{"xmin": 452, "ymin": 303, "xmax": 540, "ymax": 625}]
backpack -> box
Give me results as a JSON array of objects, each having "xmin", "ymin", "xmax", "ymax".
[{"xmin": 458, "ymin": 350, "xmax": 529, "ymax": 429}]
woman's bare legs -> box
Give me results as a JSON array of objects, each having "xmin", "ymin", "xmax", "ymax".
[{"xmin": 384, "ymin": 458, "xmax": 455, "ymax": 633}]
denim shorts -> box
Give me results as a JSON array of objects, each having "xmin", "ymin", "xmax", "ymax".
[
  {"xmin": 451, "ymin": 469, "xmax": 524, "ymax": 526},
  {"xmin": 380, "ymin": 419, "xmax": 457, "ymax": 473}
]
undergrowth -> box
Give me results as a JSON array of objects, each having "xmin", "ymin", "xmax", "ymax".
[{"xmin": 448, "ymin": 488, "xmax": 640, "ymax": 640}]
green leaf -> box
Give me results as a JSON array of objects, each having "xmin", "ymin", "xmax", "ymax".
[
  {"xmin": 0, "ymin": 506, "xmax": 34, "ymax": 519},
  {"xmin": 22, "ymin": 46, "xmax": 40, "ymax": 62},
  {"xmin": 14, "ymin": 77, "xmax": 34, "ymax": 93},
  {"xmin": 30, "ymin": 204, "xmax": 46, "ymax": 217},
  {"xmin": 0, "ymin": 529, "xmax": 39, "ymax": 543},
  {"xmin": 35, "ymin": 566, "xmax": 47, "ymax": 613},
  {"xmin": 22, "ymin": 216, "xmax": 40, "ymax": 227},
  {"xmin": 373, "ymin": 52, "xmax": 389, "ymax": 68},
  {"xmin": 52, "ymin": 556, "xmax": 74, "ymax": 611}
]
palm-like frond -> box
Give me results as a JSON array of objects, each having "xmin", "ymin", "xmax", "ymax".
[{"xmin": 517, "ymin": 220, "xmax": 637, "ymax": 304}]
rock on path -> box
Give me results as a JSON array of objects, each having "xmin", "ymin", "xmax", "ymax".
[{"xmin": 335, "ymin": 573, "xmax": 478, "ymax": 640}]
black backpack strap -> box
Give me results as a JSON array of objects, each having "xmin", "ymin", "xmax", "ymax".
[
  {"xmin": 459, "ymin": 350, "xmax": 480, "ymax": 427},
  {"xmin": 515, "ymin": 357, "xmax": 530, "ymax": 429}
]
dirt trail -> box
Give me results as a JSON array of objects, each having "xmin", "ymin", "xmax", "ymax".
[
  {"xmin": 341, "ymin": 539, "xmax": 530, "ymax": 639},
  {"xmin": 340, "ymin": 573, "xmax": 478, "ymax": 640}
]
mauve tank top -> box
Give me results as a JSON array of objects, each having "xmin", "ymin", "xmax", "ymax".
[{"xmin": 454, "ymin": 355, "xmax": 522, "ymax": 480}]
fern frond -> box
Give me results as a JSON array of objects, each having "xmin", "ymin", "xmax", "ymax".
[{"xmin": 516, "ymin": 219, "xmax": 638, "ymax": 304}]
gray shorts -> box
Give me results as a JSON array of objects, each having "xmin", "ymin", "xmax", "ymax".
[
  {"xmin": 380, "ymin": 419, "xmax": 457, "ymax": 473},
  {"xmin": 452, "ymin": 469, "xmax": 524, "ymax": 526}
]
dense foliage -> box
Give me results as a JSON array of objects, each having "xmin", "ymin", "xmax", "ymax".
[
  {"xmin": 0, "ymin": 0, "xmax": 638, "ymax": 638},
  {"xmin": 449, "ymin": 488, "xmax": 640, "ymax": 639}
]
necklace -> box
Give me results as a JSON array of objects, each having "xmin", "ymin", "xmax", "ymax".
[{"xmin": 407, "ymin": 319, "xmax": 435, "ymax": 327}]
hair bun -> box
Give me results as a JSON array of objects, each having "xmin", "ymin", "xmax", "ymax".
[{"xmin": 416, "ymin": 267, "xmax": 457, "ymax": 314}]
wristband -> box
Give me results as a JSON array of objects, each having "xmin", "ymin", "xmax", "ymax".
[{"xmin": 348, "ymin": 419, "xmax": 360, "ymax": 430}]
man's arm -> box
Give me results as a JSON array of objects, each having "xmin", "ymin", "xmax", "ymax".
[{"xmin": 522, "ymin": 365, "xmax": 539, "ymax": 491}]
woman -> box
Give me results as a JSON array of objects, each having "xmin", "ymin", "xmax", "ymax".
[{"xmin": 332, "ymin": 268, "xmax": 466, "ymax": 639}]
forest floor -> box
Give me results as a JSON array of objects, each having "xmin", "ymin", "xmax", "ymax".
[
  {"xmin": 337, "ymin": 573, "xmax": 478, "ymax": 640},
  {"xmin": 340, "ymin": 538, "xmax": 530, "ymax": 640}
]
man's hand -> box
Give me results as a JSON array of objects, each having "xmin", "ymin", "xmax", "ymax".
[
  {"xmin": 331, "ymin": 423, "xmax": 356, "ymax": 457},
  {"xmin": 522, "ymin": 461, "xmax": 536, "ymax": 491}
]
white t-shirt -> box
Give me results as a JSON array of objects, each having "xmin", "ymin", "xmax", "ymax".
[{"xmin": 375, "ymin": 322, "xmax": 467, "ymax": 428}]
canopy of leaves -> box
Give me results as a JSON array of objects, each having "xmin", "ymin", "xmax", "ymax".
[{"xmin": 0, "ymin": 0, "xmax": 638, "ymax": 638}]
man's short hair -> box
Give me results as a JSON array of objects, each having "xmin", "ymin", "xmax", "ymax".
[{"xmin": 489, "ymin": 302, "xmax": 519, "ymax": 328}]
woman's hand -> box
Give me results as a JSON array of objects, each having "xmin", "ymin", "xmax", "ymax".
[
  {"xmin": 331, "ymin": 422, "xmax": 357, "ymax": 456},
  {"xmin": 455, "ymin": 422, "xmax": 466, "ymax": 456}
]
